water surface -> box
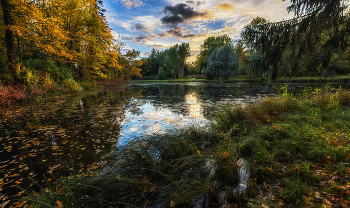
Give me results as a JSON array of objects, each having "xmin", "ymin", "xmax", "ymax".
[{"xmin": 0, "ymin": 82, "xmax": 348, "ymax": 202}]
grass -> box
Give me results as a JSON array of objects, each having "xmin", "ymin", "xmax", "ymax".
[
  {"xmin": 131, "ymin": 78, "xmax": 207, "ymax": 83},
  {"xmin": 14, "ymin": 87, "xmax": 350, "ymax": 207},
  {"xmin": 132, "ymin": 75, "xmax": 350, "ymax": 83}
]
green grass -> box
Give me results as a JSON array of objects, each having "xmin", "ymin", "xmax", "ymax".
[
  {"xmin": 130, "ymin": 78, "xmax": 207, "ymax": 82},
  {"xmin": 131, "ymin": 75, "xmax": 350, "ymax": 83},
  {"xmin": 16, "ymin": 87, "xmax": 350, "ymax": 207}
]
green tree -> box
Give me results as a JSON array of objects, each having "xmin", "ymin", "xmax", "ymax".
[
  {"xmin": 196, "ymin": 35, "xmax": 232, "ymax": 74},
  {"xmin": 157, "ymin": 67, "xmax": 166, "ymax": 80},
  {"xmin": 206, "ymin": 44, "xmax": 239, "ymax": 81},
  {"xmin": 241, "ymin": 0, "xmax": 350, "ymax": 80},
  {"xmin": 165, "ymin": 45, "xmax": 180, "ymax": 78},
  {"xmin": 178, "ymin": 43, "xmax": 191, "ymax": 78}
]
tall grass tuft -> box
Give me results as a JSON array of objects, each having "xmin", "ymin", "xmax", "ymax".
[{"xmin": 20, "ymin": 126, "xmax": 248, "ymax": 207}]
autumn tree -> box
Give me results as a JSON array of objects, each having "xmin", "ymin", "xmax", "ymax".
[
  {"xmin": 0, "ymin": 0, "xmax": 122, "ymax": 83},
  {"xmin": 1, "ymin": 0, "xmax": 19, "ymax": 82},
  {"xmin": 118, "ymin": 49, "xmax": 142, "ymax": 79}
]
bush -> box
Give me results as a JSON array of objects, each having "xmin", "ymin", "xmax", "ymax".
[
  {"xmin": 23, "ymin": 59, "xmax": 74, "ymax": 83},
  {"xmin": 195, "ymin": 75, "xmax": 205, "ymax": 79},
  {"xmin": 0, "ymin": 83, "xmax": 26, "ymax": 105},
  {"xmin": 61, "ymin": 79, "xmax": 83, "ymax": 92},
  {"xmin": 22, "ymin": 66, "xmax": 39, "ymax": 85}
]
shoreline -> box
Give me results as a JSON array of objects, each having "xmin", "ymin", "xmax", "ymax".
[{"xmin": 131, "ymin": 77, "xmax": 350, "ymax": 84}]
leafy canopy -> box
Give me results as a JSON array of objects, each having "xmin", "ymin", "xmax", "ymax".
[{"xmin": 241, "ymin": 0, "xmax": 350, "ymax": 80}]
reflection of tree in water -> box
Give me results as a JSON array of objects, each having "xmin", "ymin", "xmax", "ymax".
[
  {"xmin": 130, "ymin": 83, "xmax": 277, "ymax": 119},
  {"xmin": 0, "ymin": 89, "xmax": 142, "ymax": 202}
]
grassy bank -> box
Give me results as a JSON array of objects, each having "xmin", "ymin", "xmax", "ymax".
[
  {"xmin": 14, "ymin": 87, "xmax": 350, "ymax": 207},
  {"xmin": 131, "ymin": 75, "xmax": 350, "ymax": 84}
]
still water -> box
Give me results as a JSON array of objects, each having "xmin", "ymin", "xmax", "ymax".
[{"xmin": 0, "ymin": 82, "xmax": 348, "ymax": 202}]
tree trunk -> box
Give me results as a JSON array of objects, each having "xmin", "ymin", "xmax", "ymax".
[
  {"xmin": 324, "ymin": 67, "xmax": 329, "ymax": 78},
  {"xmin": 181, "ymin": 61, "xmax": 185, "ymax": 79},
  {"xmin": 331, "ymin": 61, "xmax": 336, "ymax": 78},
  {"xmin": 271, "ymin": 66, "xmax": 278, "ymax": 81},
  {"xmin": 176, "ymin": 62, "xmax": 180, "ymax": 79},
  {"xmin": 1, "ymin": 0, "xmax": 19, "ymax": 83}
]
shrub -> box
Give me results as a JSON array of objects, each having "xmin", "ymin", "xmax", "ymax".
[
  {"xmin": 22, "ymin": 66, "xmax": 39, "ymax": 85},
  {"xmin": 0, "ymin": 83, "xmax": 26, "ymax": 105},
  {"xmin": 61, "ymin": 79, "xmax": 83, "ymax": 92},
  {"xmin": 23, "ymin": 59, "xmax": 74, "ymax": 83},
  {"xmin": 195, "ymin": 75, "xmax": 205, "ymax": 79}
]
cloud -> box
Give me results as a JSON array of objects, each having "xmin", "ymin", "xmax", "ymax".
[
  {"xmin": 135, "ymin": 34, "xmax": 153, "ymax": 43},
  {"xmin": 215, "ymin": 3, "xmax": 235, "ymax": 11},
  {"xmin": 135, "ymin": 23, "xmax": 148, "ymax": 31},
  {"xmin": 116, "ymin": 0, "xmax": 143, "ymax": 9},
  {"xmin": 158, "ymin": 26, "xmax": 198, "ymax": 39},
  {"xmin": 185, "ymin": 1, "xmax": 205, "ymax": 6},
  {"xmin": 161, "ymin": 3, "xmax": 207, "ymax": 26},
  {"xmin": 122, "ymin": 33, "xmax": 156, "ymax": 44}
]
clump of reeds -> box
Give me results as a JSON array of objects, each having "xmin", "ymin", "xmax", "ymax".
[{"xmin": 19, "ymin": 125, "xmax": 247, "ymax": 207}]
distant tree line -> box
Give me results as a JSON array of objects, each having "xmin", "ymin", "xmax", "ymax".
[{"xmin": 140, "ymin": 43, "xmax": 190, "ymax": 79}]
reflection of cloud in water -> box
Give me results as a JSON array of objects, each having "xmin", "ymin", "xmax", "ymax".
[
  {"xmin": 150, "ymin": 123, "xmax": 162, "ymax": 132},
  {"xmin": 118, "ymin": 87, "xmax": 271, "ymax": 145},
  {"xmin": 129, "ymin": 124, "xmax": 139, "ymax": 132},
  {"xmin": 163, "ymin": 117, "xmax": 176, "ymax": 123},
  {"xmin": 119, "ymin": 94, "xmax": 208, "ymax": 144},
  {"xmin": 185, "ymin": 93, "xmax": 204, "ymax": 119}
]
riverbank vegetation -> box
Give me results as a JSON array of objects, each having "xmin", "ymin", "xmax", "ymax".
[
  {"xmin": 14, "ymin": 87, "xmax": 350, "ymax": 207},
  {"xmin": 0, "ymin": 78, "xmax": 129, "ymax": 106}
]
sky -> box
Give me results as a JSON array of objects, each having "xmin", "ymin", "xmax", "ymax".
[{"xmin": 103, "ymin": 0, "xmax": 295, "ymax": 61}]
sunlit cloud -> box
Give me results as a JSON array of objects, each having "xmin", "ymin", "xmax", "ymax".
[
  {"xmin": 215, "ymin": 3, "xmax": 235, "ymax": 11},
  {"xmin": 115, "ymin": 0, "xmax": 143, "ymax": 9}
]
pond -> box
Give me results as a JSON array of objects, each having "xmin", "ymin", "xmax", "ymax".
[{"xmin": 0, "ymin": 81, "xmax": 348, "ymax": 203}]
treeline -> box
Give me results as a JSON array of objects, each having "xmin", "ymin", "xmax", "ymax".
[
  {"xmin": 141, "ymin": 0, "xmax": 350, "ymax": 81},
  {"xmin": 140, "ymin": 43, "xmax": 190, "ymax": 79},
  {"xmin": 0, "ymin": 0, "xmax": 142, "ymax": 86},
  {"xmin": 141, "ymin": 30, "xmax": 350, "ymax": 81},
  {"xmin": 140, "ymin": 35, "xmax": 246, "ymax": 80}
]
